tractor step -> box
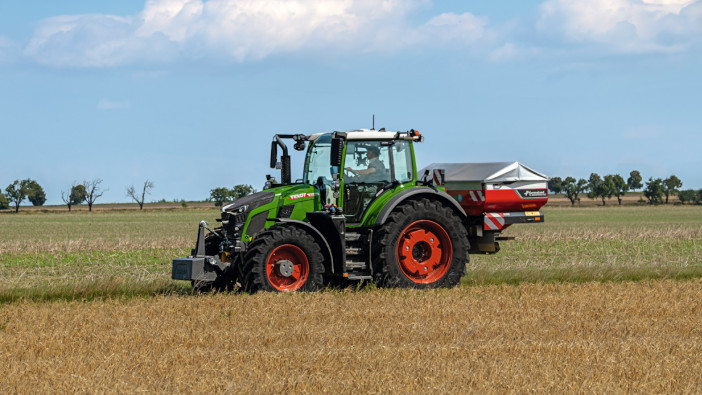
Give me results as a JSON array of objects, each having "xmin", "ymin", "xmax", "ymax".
[
  {"xmin": 344, "ymin": 231, "xmax": 369, "ymax": 275},
  {"xmin": 345, "ymin": 260, "xmax": 367, "ymax": 269},
  {"xmin": 345, "ymin": 232, "xmax": 362, "ymax": 242},
  {"xmin": 345, "ymin": 247, "xmax": 363, "ymax": 255},
  {"xmin": 346, "ymin": 274, "xmax": 371, "ymax": 281}
]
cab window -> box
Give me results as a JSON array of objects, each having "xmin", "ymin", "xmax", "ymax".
[{"xmin": 391, "ymin": 140, "xmax": 413, "ymax": 183}]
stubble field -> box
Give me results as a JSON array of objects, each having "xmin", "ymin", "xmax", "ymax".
[{"xmin": 0, "ymin": 204, "xmax": 701, "ymax": 392}]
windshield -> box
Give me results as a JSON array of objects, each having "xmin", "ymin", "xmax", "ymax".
[{"xmin": 303, "ymin": 134, "xmax": 336, "ymax": 185}]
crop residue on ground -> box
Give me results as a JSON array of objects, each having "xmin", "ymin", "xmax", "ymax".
[{"xmin": 1, "ymin": 280, "xmax": 700, "ymax": 393}]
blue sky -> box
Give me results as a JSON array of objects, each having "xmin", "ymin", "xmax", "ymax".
[{"xmin": 1, "ymin": 0, "xmax": 701, "ymax": 204}]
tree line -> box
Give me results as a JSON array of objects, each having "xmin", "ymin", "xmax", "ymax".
[
  {"xmin": 1, "ymin": 178, "xmax": 155, "ymax": 213},
  {"xmin": 548, "ymin": 170, "xmax": 700, "ymax": 206},
  {"xmin": 209, "ymin": 185, "xmax": 256, "ymax": 206}
]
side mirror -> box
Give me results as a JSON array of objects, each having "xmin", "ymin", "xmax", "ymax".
[
  {"xmin": 330, "ymin": 137, "xmax": 344, "ymax": 167},
  {"xmin": 270, "ymin": 141, "xmax": 277, "ymax": 168}
]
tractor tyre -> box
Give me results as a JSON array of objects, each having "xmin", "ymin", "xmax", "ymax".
[
  {"xmin": 373, "ymin": 198, "xmax": 468, "ymax": 288},
  {"xmin": 241, "ymin": 225, "xmax": 325, "ymax": 293}
]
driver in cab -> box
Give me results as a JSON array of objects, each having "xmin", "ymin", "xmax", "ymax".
[{"xmin": 345, "ymin": 146, "xmax": 386, "ymax": 182}]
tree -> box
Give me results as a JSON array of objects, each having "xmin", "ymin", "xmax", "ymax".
[
  {"xmin": 662, "ymin": 175, "xmax": 682, "ymax": 204},
  {"xmin": 548, "ymin": 177, "xmax": 563, "ymax": 195},
  {"xmin": 627, "ymin": 170, "xmax": 643, "ymax": 191},
  {"xmin": 643, "ymin": 178, "xmax": 664, "ymax": 205},
  {"xmin": 231, "ymin": 184, "xmax": 255, "ymax": 199},
  {"xmin": 209, "ymin": 184, "xmax": 255, "ymax": 207},
  {"xmin": 601, "ymin": 175, "xmax": 616, "ymax": 205},
  {"xmin": 678, "ymin": 189, "xmax": 697, "ymax": 205},
  {"xmin": 587, "ymin": 173, "xmax": 613, "ymax": 206},
  {"xmin": 5, "ymin": 179, "xmax": 30, "ymax": 213},
  {"xmin": 83, "ymin": 179, "xmax": 105, "ymax": 212},
  {"xmin": 562, "ymin": 177, "xmax": 588, "ymax": 206},
  {"xmin": 610, "ymin": 174, "xmax": 628, "ymax": 205},
  {"xmin": 26, "ymin": 180, "xmax": 47, "ymax": 206},
  {"xmin": 210, "ymin": 187, "xmax": 232, "ymax": 207},
  {"xmin": 61, "ymin": 182, "xmax": 88, "ymax": 211},
  {"xmin": 0, "ymin": 193, "xmax": 9, "ymax": 210},
  {"xmin": 586, "ymin": 173, "xmax": 601, "ymax": 201},
  {"xmin": 126, "ymin": 180, "xmax": 154, "ymax": 210}
]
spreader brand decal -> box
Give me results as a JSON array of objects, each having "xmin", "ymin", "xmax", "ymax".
[
  {"xmin": 516, "ymin": 189, "xmax": 548, "ymax": 199},
  {"xmin": 484, "ymin": 212, "xmax": 505, "ymax": 231},
  {"xmin": 286, "ymin": 193, "xmax": 318, "ymax": 200}
]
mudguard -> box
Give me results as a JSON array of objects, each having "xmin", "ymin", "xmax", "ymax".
[
  {"xmin": 374, "ymin": 187, "xmax": 467, "ymax": 226},
  {"xmin": 273, "ymin": 218, "xmax": 336, "ymax": 274}
]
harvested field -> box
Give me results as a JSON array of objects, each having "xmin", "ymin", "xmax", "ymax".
[
  {"xmin": 1, "ymin": 280, "xmax": 700, "ymax": 393},
  {"xmin": 468, "ymin": 205, "xmax": 702, "ymax": 285},
  {"xmin": 1, "ymin": 205, "xmax": 701, "ymax": 391},
  {"xmin": 1, "ymin": 206, "xmax": 701, "ymax": 301}
]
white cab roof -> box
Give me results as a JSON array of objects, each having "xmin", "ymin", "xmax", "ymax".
[{"xmin": 309, "ymin": 129, "xmax": 421, "ymax": 141}]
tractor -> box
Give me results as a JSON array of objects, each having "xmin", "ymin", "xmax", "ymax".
[{"xmin": 172, "ymin": 129, "xmax": 548, "ymax": 292}]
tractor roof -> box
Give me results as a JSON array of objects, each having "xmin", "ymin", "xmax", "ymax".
[{"xmin": 309, "ymin": 129, "xmax": 423, "ymax": 142}]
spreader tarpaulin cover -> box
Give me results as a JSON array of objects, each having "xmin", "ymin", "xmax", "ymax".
[
  {"xmin": 420, "ymin": 162, "xmax": 549, "ymax": 215},
  {"xmin": 422, "ymin": 162, "xmax": 548, "ymax": 185}
]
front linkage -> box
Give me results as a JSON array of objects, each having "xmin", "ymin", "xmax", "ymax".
[{"xmin": 172, "ymin": 220, "xmax": 244, "ymax": 292}]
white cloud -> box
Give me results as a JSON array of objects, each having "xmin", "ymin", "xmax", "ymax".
[
  {"xmin": 23, "ymin": 0, "xmax": 491, "ymax": 67},
  {"xmin": 24, "ymin": 14, "xmax": 179, "ymax": 67},
  {"xmin": 538, "ymin": 0, "xmax": 702, "ymax": 53},
  {"xmin": 22, "ymin": 0, "xmax": 702, "ymax": 67},
  {"xmin": 488, "ymin": 42, "xmax": 534, "ymax": 62}
]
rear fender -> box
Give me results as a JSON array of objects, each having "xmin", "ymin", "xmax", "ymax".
[{"xmin": 373, "ymin": 187, "xmax": 467, "ymax": 226}]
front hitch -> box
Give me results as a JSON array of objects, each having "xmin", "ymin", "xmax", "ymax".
[{"xmin": 174, "ymin": 221, "xmax": 232, "ymax": 282}]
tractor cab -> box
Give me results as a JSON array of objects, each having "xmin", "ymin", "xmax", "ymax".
[
  {"xmin": 341, "ymin": 136, "xmax": 416, "ymax": 223},
  {"xmin": 298, "ymin": 129, "xmax": 423, "ymax": 223}
]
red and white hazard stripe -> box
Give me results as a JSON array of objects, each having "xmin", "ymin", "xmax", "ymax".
[
  {"xmin": 484, "ymin": 212, "xmax": 505, "ymax": 230},
  {"xmin": 432, "ymin": 169, "xmax": 444, "ymax": 186},
  {"xmin": 466, "ymin": 190, "xmax": 485, "ymax": 203}
]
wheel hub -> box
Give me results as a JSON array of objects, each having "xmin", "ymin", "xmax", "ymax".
[
  {"xmin": 411, "ymin": 241, "xmax": 432, "ymax": 266},
  {"xmin": 265, "ymin": 244, "xmax": 310, "ymax": 292},
  {"xmin": 276, "ymin": 259, "xmax": 295, "ymax": 277}
]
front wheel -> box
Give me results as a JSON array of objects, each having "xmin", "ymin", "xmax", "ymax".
[
  {"xmin": 373, "ymin": 198, "xmax": 468, "ymax": 288},
  {"xmin": 241, "ymin": 225, "xmax": 325, "ymax": 293}
]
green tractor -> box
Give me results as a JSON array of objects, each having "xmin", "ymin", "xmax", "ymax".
[{"xmin": 172, "ymin": 129, "xmax": 548, "ymax": 292}]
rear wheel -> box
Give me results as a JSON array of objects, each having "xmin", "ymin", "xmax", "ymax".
[
  {"xmin": 373, "ymin": 198, "xmax": 468, "ymax": 288},
  {"xmin": 242, "ymin": 225, "xmax": 324, "ymax": 293}
]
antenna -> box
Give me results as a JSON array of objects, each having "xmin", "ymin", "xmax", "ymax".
[{"xmin": 372, "ymin": 114, "xmax": 375, "ymax": 130}]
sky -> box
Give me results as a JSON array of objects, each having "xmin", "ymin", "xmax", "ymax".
[{"xmin": 1, "ymin": 0, "xmax": 701, "ymax": 205}]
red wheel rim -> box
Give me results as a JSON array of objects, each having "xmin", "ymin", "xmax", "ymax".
[
  {"xmin": 396, "ymin": 220, "xmax": 453, "ymax": 284},
  {"xmin": 266, "ymin": 244, "xmax": 310, "ymax": 291}
]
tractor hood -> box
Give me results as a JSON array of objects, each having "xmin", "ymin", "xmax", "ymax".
[{"xmin": 222, "ymin": 191, "xmax": 275, "ymax": 216}]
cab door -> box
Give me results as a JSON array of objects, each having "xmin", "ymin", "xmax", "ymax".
[{"xmin": 342, "ymin": 140, "xmax": 414, "ymax": 223}]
